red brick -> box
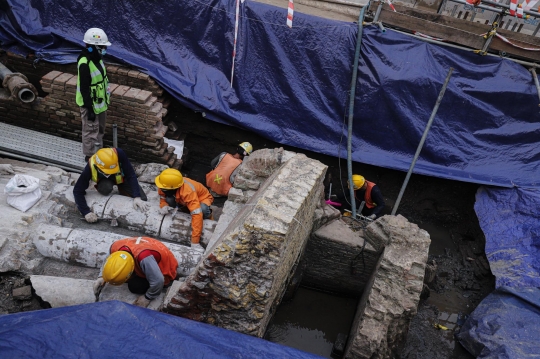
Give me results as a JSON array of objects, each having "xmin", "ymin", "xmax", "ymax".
[
  {"xmin": 65, "ymin": 76, "xmax": 78, "ymax": 89},
  {"xmin": 127, "ymin": 70, "xmax": 140, "ymax": 78},
  {"xmin": 134, "ymin": 90, "xmax": 152, "ymax": 104},
  {"xmin": 53, "ymin": 73, "xmax": 74, "ymax": 86},
  {"xmin": 41, "ymin": 71, "xmax": 62, "ymax": 83},
  {"xmin": 112, "ymin": 85, "xmax": 130, "ymax": 98},
  {"xmin": 123, "ymin": 88, "xmax": 140, "ymax": 99}
]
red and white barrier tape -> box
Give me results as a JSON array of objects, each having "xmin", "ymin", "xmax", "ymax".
[
  {"xmin": 387, "ymin": 0, "xmax": 396, "ymax": 12},
  {"xmin": 287, "ymin": 0, "xmax": 294, "ymax": 28},
  {"xmin": 231, "ymin": 0, "xmax": 242, "ymax": 87},
  {"xmin": 413, "ymin": 31, "xmax": 445, "ymax": 41},
  {"xmin": 495, "ymin": 33, "xmax": 540, "ymax": 51}
]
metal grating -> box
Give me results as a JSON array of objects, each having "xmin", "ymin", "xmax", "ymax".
[{"xmin": 0, "ymin": 122, "xmax": 85, "ymax": 171}]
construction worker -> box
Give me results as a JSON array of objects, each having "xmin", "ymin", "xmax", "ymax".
[
  {"xmin": 206, "ymin": 142, "xmax": 253, "ymax": 196},
  {"xmin": 74, "ymin": 148, "xmax": 148, "ymax": 223},
  {"xmin": 341, "ymin": 174, "xmax": 385, "ymax": 219},
  {"xmin": 155, "ymin": 168, "xmax": 213, "ymax": 252},
  {"xmin": 93, "ymin": 236, "xmax": 179, "ymax": 308},
  {"xmin": 76, "ymin": 27, "xmax": 111, "ymax": 161}
]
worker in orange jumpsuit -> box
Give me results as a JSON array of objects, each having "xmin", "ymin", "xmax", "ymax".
[
  {"xmin": 155, "ymin": 168, "xmax": 213, "ymax": 252},
  {"xmin": 206, "ymin": 142, "xmax": 253, "ymax": 196}
]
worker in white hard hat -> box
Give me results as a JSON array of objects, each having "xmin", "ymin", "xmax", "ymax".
[
  {"xmin": 339, "ymin": 174, "xmax": 385, "ymax": 219},
  {"xmin": 206, "ymin": 142, "xmax": 253, "ymax": 197},
  {"xmin": 75, "ymin": 27, "xmax": 112, "ymax": 161}
]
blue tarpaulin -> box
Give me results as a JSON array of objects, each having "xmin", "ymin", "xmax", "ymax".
[
  {"xmin": 456, "ymin": 286, "xmax": 540, "ymax": 359},
  {"xmin": 474, "ymin": 186, "xmax": 540, "ymax": 289},
  {"xmin": 0, "ymin": 300, "xmax": 324, "ymax": 359},
  {"xmin": 1, "ymin": 0, "xmax": 539, "ymax": 188}
]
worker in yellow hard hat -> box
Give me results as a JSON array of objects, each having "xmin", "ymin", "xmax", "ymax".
[
  {"xmin": 155, "ymin": 168, "xmax": 214, "ymax": 252},
  {"xmin": 93, "ymin": 236, "xmax": 179, "ymax": 308},
  {"xmin": 73, "ymin": 147, "xmax": 148, "ymax": 223},
  {"xmin": 206, "ymin": 142, "xmax": 253, "ymax": 197},
  {"xmin": 340, "ymin": 174, "xmax": 385, "ymax": 219}
]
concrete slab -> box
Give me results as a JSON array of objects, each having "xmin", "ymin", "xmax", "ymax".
[{"xmin": 30, "ymin": 275, "xmax": 95, "ymax": 307}]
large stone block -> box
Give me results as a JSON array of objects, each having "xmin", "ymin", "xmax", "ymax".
[
  {"xmin": 344, "ymin": 215, "xmax": 431, "ymax": 359},
  {"xmin": 162, "ymin": 154, "xmax": 327, "ymax": 337}
]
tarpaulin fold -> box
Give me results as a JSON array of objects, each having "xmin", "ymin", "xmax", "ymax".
[
  {"xmin": 0, "ymin": 300, "xmax": 324, "ymax": 359},
  {"xmin": 1, "ymin": 0, "xmax": 539, "ymax": 187},
  {"xmin": 456, "ymin": 287, "xmax": 540, "ymax": 359},
  {"xmin": 474, "ymin": 186, "xmax": 540, "ymax": 289}
]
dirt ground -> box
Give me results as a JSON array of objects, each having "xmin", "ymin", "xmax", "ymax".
[{"xmin": 170, "ymin": 102, "xmax": 495, "ymax": 358}]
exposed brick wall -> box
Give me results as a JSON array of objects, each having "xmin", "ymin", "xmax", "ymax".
[
  {"xmin": 2, "ymin": 52, "xmax": 166, "ymax": 101},
  {"xmin": 0, "ymin": 69, "xmax": 181, "ymax": 168}
]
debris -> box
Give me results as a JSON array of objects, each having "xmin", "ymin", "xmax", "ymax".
[
  {"xmin": 12, "ymin": 286, "xmax": 32, "ymax": 301},
  {"xmin": 434, "ymin": 323, "xmax": 449, "ymax": 330}
]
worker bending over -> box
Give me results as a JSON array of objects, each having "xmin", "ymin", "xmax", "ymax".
[
  {"xmin": 93, "ymin": 236, "xmax": 178, "ymax": 308},
  {"xmin": 341, "ymin": 174, "xmax": 385, "ymax": 219},
  {"xmin": 155, "ymin": 168, "xmax": 213, "ymax": 252},
  {"xmin": 74, "ymin": 147, "xmax": 148, "ymax": 223},
  {"xmin": 206, "ymin": 142, "xmax": 253, "ymax": 196}
]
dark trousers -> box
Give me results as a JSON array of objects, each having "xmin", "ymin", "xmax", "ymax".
[
  {"xmin": 97, "ymin": 179, "xmax": 147, "ymax": 201},
  {"xmin": 127, "ymin": 274, "xmax": 149, "ymax": 295}
]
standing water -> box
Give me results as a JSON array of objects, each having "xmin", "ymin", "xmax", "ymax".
[{"xmin": 265, "ymin": 287, "xmax": 358, "ymax": 358}]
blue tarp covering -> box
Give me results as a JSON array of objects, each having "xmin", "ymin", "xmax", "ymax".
[
  {"xmin": 0, "ymin": 300, "xmax": 324, "ymax": 359},
  {"xmin": 474, "ymin": 186, "xmax": 540, "ymax": 288},
  {"xmin": 456, "ymin": 286, "xmax": 540, "ymax": 359},
  {"xmin": 1, "ymin": 0, "xmax": 539, "ymax": 188}
]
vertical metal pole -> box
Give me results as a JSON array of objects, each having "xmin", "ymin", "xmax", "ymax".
[
  {"xmin": 374, "ymin": 2, "xmax": 383, "ymax": 22},
  {"xmin": 347, "ymin": 3, "xmax": 369, "ymax": 219},
  {"xmin": 113, "ymin": 123, "xmax": 118, "ymax": 148},
  {"xmin": 530, "ymin": 68, "xmax": 540, "ymax": 107},
  {"xmin": 391, "ymin": 68, "xmax": 454, "ymax": 215}
]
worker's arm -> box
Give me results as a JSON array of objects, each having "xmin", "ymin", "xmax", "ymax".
[
  {"xmin": 77, "ymin": 59, "xmax": 93, "ymax": 109},
  {"xmin": 138, "ymin": 255, "xmax": 165, "ymax": 300},
  {"xmin": 73, "ymin": 165, "xmax": 92, "ymax": 216},
  {"xmin": 157, "ymin": 188, "xmax": 168, "ymax": 208},
  {"xmin": 183, "ymin": 191, "xmax": 203, "ymax": 243},
  {"xmin": 210, "ymin": 153, "xmax": 226, "ymax": 170},
  {"xmin": 117, "ymin": 148, "xmax": 141, "ymax": 198},
  {"xmin": 370, "ymin": 186, "xmax": 386, "ymax": 217},
  {"xmin": 230, "ymin": 165, "xmax": 241, "ymax": 184}
]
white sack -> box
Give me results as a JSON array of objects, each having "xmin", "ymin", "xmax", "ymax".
[{"xmin": 4, "ymin": 174, "xmax": 42, "ymax": 212}]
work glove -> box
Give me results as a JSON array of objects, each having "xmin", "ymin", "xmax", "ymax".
[
  {"xmin": 133, "ymin": 295, "xmax": 151, "ymax": 308},
  {"xmin": 159, "ymin": 206, "xmax": 173, "ymax": 215},
  {"xmin": 191, "ymin": 243, "xmax": 204, "ymax": 253},
  {"xmin": 0, "ymin": 164, "xmax": 15, "ymax": 175},
  {"xmin": 133, "ymin": 197, "xmax": 149, "ymax": 212},
  {"xmin": 87, "ymin": 108, "xmax": 96, "ymax": 122},
  {"xmin": 93, "ymin": 277, "xmax": 105, "ymax": 298},
  {"xmin": 368, "ymin": 214, "xmax": 377, "ymax": 220},
  {"xmin": 85, "ymin": 212, "xmax": 98, "ymax": 223}
]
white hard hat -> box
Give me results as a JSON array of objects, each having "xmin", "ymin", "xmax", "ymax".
[{"xmin": 83, "ymin": 28, "xmax": 112, "ymax": 46}]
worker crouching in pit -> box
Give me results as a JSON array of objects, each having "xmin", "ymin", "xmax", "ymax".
[
  {"xmin": 93, "ymin": 237, "xmax": 179, "ymax": 308},
  {"xmin": 339, "ymin": 174, "xmax": 385, "ymax": 219},
  {"xmin": 74, "ymin": 147, "xmax": 148, "ymax": 223},
  {"xmin": 155, "ymin": 168, "xmax": 213, "ymax": 253},
  {"xmin": 206, "ymin": 141, "xmax": 253, "ymax": 197}
]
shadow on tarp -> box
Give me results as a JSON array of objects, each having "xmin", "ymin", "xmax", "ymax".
[
  {"xmin": 456, "ymin": 287, "xmax": 540, "ymax": 358},
  {"xmin": 474, "ymin": 186, "xmax": 540, "ymax": 289},
  {"xmin": 0, "ymin": 300, "xmax": 324, "ymax": 359},
  {"xmin": 1, "ymin": 1, "xmax": 540, "ymax": 188}
]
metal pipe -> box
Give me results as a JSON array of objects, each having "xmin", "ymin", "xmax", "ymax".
[
  {"xmin": 391, "ymin": 68, "xmax": 454, "ymax": 215},
  {"xmin": 0, "ymin": 62, "xmax": 37, "ymax": 103},
  {"xmin": 113, "ymin": 123, "xmax": 118, "ymax": 148},
  {"xmin": 390, "ymin": 27, "xmax": 540, "ymax": 69},
  {"xmin": 347, "ymin": 2, "xmax": 369, "ymax": 219},
  {"xmin": 531, "ymin": 68, "xmax": 540, "ymax": 107},
  {"xmin": 0, "ymin": 149, "xmax": 83, "ymax": 173},
  {"xmin": 373, "ymin": 2, "xmax": 383, "ymax": 22},
  {"xmin": 377, "ymin": 21, "xmax": 386, "ymax": 32}
]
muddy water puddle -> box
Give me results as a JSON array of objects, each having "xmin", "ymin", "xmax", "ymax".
[{"xmin": 265, "ymin": 287, "xmax": 358, "ymax": 358}]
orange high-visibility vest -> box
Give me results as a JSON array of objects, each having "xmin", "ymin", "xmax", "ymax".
[
  {"xmin": 206, "ymin": 153, "xmax": 242, "ymax": 196},
  {"xmin": 355, "ymin": 181, "xmax": 377, "ymax": 208},
  {"xmin": 110, "ymin": 237, "xmax": 178, "ymax": 285}
]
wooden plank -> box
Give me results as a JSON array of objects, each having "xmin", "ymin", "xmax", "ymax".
[
  {"xmin": 374, "ymin": 4, "xmax": 486, "ymax": 49},
  {"xmin": 369, "ymin": 3, "xmax": 540, "ymax": 62}
]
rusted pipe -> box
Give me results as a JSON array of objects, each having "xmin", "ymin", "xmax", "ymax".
[{"xmin": 0, "ymin": 62, "xmax": 37, "ymax": 103}]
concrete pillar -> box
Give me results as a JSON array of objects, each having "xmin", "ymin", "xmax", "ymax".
[
  {"xmin": 33, "ymin": 224, "xmax": 202, "ymax": 276},
  {"xmin": 57, "ymin": 186, "xmax": 217, "ymax": 246}
]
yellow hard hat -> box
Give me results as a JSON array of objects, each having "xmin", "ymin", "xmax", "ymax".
[
  {"xmin": 238, "ymin": 142, "xmax": 253, "ymax": 156},
  {"xmin": 155, "ymin": 168, "xmax": 184, "ymax": 189},
  {"xmin": 352, "ymin": 175, "xmax": 365, "ymax": 190},
  {"xmin": 102, "ymin": 251, "xmax": 134, "ymax": 285},
  {"xmin": 93, "ymin": 148, "xmax": 119, "ymax": 175}
]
